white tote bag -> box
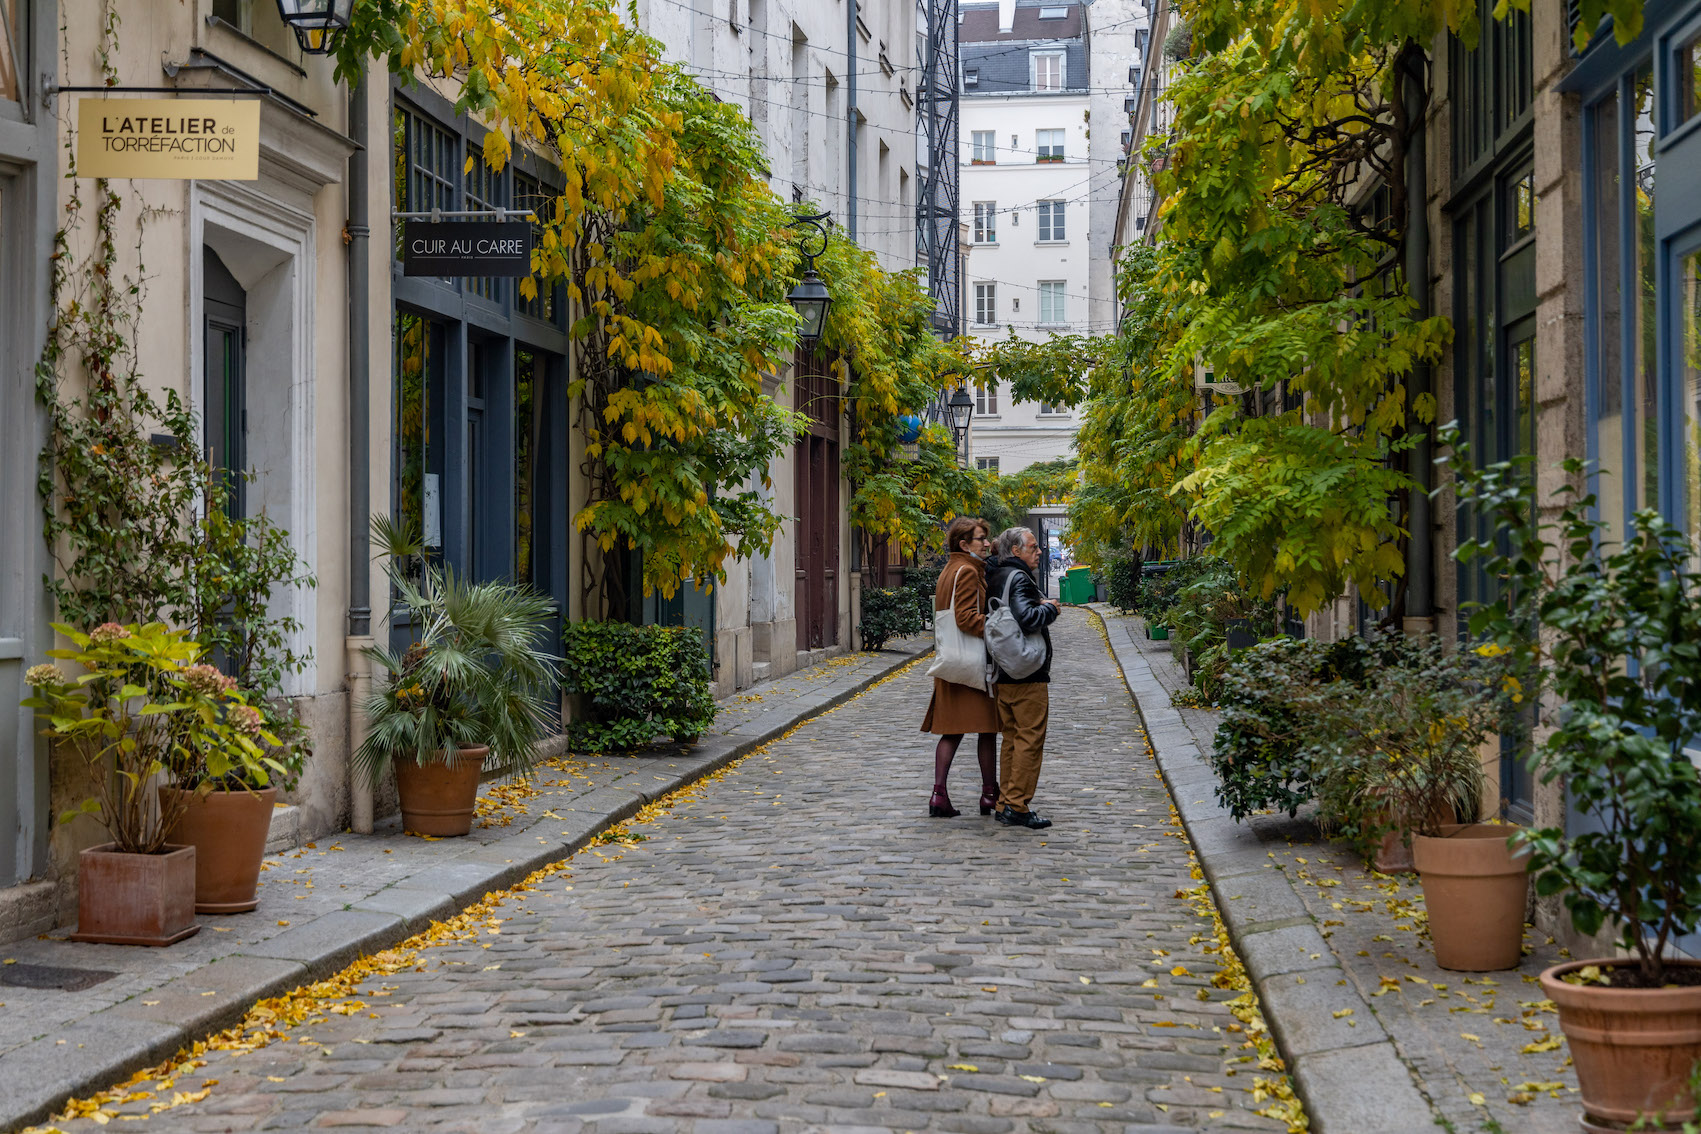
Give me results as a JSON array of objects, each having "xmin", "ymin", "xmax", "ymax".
[{"xmin": 926, "ymin": 565, "xmax": 989, "ymax": 691}]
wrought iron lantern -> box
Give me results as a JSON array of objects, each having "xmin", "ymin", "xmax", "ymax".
[
  {"xmin": 274, "ymin": 0, "xmax": 354, "ymax": 55},
  {"xmin": 785, "ymin": 212, "xmax": 834, "ymax": 347}
]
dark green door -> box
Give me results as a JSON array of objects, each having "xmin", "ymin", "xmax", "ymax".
[{"xmin": 203, "ymin": 248, "xmax": 246, "ymax": 518}]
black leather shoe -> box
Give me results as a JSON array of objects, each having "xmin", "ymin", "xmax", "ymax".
[{"xmin": 995, "ymin": 806, "xmax": 1052, "ymax": 829}]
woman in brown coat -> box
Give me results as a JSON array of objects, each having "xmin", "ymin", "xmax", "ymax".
[{"xmin": 920, "ymin": 516, "xmax": 1000, "ymax": 817}]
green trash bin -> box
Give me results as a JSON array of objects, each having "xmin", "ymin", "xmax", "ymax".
[{"xmin": 1061, "ymin": 565, "xmax": 1093, "ymax": 604}]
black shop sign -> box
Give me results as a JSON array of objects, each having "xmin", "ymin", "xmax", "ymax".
[{"xmin": 403, "ymin": 220, "xmax": 531, "ymax": 277}]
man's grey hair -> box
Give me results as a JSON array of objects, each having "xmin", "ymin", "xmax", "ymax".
[{"xmin": 996, "ymin": 527, "xmax": 1036, "ymax": 558}]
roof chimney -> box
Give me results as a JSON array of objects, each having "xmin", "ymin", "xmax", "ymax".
[{"xmin": 997, "ymin": 0, "xmax": 1016, "ymax": 33}]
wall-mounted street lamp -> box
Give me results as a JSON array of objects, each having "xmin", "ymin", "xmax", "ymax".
[
  {"xmin": 946, "ymin": 384, "xmax": 976, "ymax": 452},
  {"xmin": 274, "ymin": 0, "xmax": 354, "ymax": 55},
  {"xmin": 786, "ymin": 211, "xmax": 834, "ymax": 347}
]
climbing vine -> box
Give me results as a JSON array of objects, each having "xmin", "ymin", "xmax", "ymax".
[
  {"xmin": 37, "ymin": 1, "xmax": 313, "ymax": 770},
  {"xmin": 812, "ymin": 230, "xmax": 983, "ymax": 556},
  {"xmin": 337, "ymin": 0, "xmax": 977, "ymax": 601}
]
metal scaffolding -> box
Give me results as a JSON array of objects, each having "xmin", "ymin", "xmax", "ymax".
[{"xmin": 916, "ymin": 0, "xmax": 961, "ymax": 337}]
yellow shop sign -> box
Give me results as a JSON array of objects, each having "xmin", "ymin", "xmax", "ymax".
[{"xmin": 76, "ymin": 99, "xmax": 260, "ymax": 180}]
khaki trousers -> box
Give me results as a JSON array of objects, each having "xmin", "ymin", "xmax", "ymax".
[{"xmin": 995, "ymin": 681, "xmax": 1050, "ymax": 813}]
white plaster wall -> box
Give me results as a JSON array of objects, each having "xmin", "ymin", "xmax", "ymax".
[
  {"xmin": 1084, "ymin": 0, "xmax": 1148, "ymax": 334},
  {"xmin": 40, "ymin": 0, "xmax": 357, "ymax": 920}
]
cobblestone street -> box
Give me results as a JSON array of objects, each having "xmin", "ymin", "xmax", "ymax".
[{"xmin": 35, "ymin": 611, "xmax": 1287, "ymax": 1134}]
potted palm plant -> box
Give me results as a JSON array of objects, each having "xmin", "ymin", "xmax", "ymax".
[
  {"xmin": 1447, "ymin": 433, "xmax": 1701, "ymax": 1130},
  {"xmin": 356, "ymin": 517, "xmax": 558, "ymax": 836},
  {"xmin": 23, "ymin": 622, "xmax": 277, "ymax": 944}
]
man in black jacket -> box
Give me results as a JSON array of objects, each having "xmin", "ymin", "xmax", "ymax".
[{"xmin": 987, "ymin": 527, "xmax": 1061, "ymax": 829}]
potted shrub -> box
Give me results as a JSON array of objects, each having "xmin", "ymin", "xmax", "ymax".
[
  {"xmin": 1522, "ymin": 504, "xmax": 1701, "ymax": 1129},
  {"xmin": 159, "ymin": 680, "xmax": 294, "ymax": 914},
  {"xmin": 1306, "ymin": 637, "xmax": 1512, "ymax": 890},
  {"xmin": 561, "ymin": 621, "xmax": 718, "ymax": 751},
  {"xmin": 23, "ymin": 623, "xmax": 275, "ymax": 945},
  {"xmin": 355, "ymin": 517, "xmax": 558, "ymax": 837},
  {"xmin": 1447, "ymin": 434, "xmax": 1701, "ymax": 1128}
]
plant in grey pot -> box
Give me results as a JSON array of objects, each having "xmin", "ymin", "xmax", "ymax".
[{"xmin": 355, "ymin": 517, "xmax": 559, "ymax": 836}]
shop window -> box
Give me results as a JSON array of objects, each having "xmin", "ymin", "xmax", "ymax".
[
  {"xmin": 395, "ymin": 312, "xmax": 448, "ymax": 561},
  {"xmin": 1592, "ymin": 91, "xmax": 1626, "ymax": 541},
  {"xmin": 464, "ymin": 141, "xmax": 506, "ymax": 303},
  {"xmin": 514, "ymin": 171, "xmax": 563, "ymax": 324},
  {"xmin": 515, "ymin": 348, "xmax": 539, "ymax": 585},
  {"xmin": 1450, "ymin": 0, "xmax": 1533, "ymax": 179},
  {"xmin": 1681, "ymin": 248, "xmax": 1701, "ymax": 562},
  {"xmin": 1679, "ymin": 31, "xmax": 1701, "ymax": 126},
  {"xmin": 393, "ymin": 105, "xmax": 458, "ymax": 263}
]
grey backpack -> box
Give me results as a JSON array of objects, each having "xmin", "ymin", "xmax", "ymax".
[{"xmin": 985, "ymin": 568, "xmax": 1048, "ymax": 680}]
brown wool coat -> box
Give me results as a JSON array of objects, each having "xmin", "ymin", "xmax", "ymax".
[{"xmin": 920, "ymin": 552, "xmax": 999, "ymax": 735}]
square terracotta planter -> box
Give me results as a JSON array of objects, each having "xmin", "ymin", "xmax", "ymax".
[{"xmin": 68, "ymin": 843, "xmax": 200, "ymax": 946}]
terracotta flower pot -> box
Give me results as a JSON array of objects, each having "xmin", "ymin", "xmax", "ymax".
[
  {"xmin": 1543, "ymin": 958, "xmax": 1701, "ymax": 1133},
  {"xmin": 160, "ymin": 785, "xmax": 277, "ymax": 913},
  {"xmin": 393, "ymin": 747, "xmax": 487, "ymax": 836},
  {"xmin": 1371, "ymin": 801, "xmax": 1460, "ymax": 874},
  {"xmin": 68, "ymin": 843, "xmax": 200, "ymax": 946},
  {"xmin": 1413, "ymin": 823, "xmax": 1530, "ymax": 971}
]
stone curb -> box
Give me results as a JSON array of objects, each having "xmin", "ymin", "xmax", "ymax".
[
  {"xmin": 1089, "ymin": 606, "xmax": 1433, "ymax": 1134},
  {"xmin": 0, "ymin": 643, "xmax": 931, "ymax": 1134}
]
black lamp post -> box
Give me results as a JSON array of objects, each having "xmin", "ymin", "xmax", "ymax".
[
  {"xmin": 786, "ymin": 212, "xmax": 834, "ymax": 347},
  {"xmin": 274, "ymin": 0, "xmax": 353, "ymax": 54},
  {"xmin": 947, "ymin": 384, "xmax": 975, "ymax": 459}
]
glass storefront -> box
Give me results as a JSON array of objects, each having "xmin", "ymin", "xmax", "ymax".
[{"xmin": 388, "ymin": 84, "xmax": 570, "ymax": 653}]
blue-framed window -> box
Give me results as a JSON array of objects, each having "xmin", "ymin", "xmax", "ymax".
[{"xmin": 1578, "ymin": 3, "xmax": 1701, "ymax": 552}]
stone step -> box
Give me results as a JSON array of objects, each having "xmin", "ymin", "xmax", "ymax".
[
  {"xmin": 264, "ymin": 803, "xmax": 302, "ymax": 856},
  {"xmin": 750, "ymin": 660, "xmax": 772, "ymax": 684}
]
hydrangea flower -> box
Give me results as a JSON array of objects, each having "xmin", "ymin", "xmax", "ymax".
[
  {"xmin": 181, "ymin": 663, "xmax": 237, "ymax": 696},
  {"xmin": 25, "ymin": 663, "xmax": 66, "ymax": 688},
  {"xmin": 88, "ymin": 623, "xmax": 131, "ymax": 644},
  {"xmin": 229, "ymin": 704, "xmax": 264, "ymax": 736}
]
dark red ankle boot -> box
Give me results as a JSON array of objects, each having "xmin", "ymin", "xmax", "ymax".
[
  {"xmin": 929, "ymin": 786, "xmax": 960, "ymax": 818},
  {"xmin": 979, "ymin": 787, "xmax": 999, "ymax": 816}
]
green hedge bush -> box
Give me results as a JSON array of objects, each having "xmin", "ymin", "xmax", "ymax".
[
  {"xmin": 1210, "ymin": 632, "xmax": 1459, "ymax": 824},
  {"xmin": 859, "ymin": 586, "xmax": 924, "ymax": 651},
  {"xmin": 561, "ymin": 621, "xmax": 717, "ymax": 751},
  {"xmin": 1105, "ymin": 551, "xmax": 1142, "ymax": 613},
  {"xmin": 904, "ymin": 555, "xmax": 945, "ymax": 629}
]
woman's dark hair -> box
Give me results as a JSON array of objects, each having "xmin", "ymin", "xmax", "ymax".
[{"xmin": 945, "ymin": 516, "xmax": 988, "ymax": 555}]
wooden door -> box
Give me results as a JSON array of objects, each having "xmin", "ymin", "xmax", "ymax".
[{"xmin": 795, "ymin": 348, "xmax": 840, "ymax": 651}]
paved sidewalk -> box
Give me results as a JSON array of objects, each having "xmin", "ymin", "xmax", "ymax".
[
  {"xmin": 0, "ymin": 638, "xmax": 930, "ymax": 1133},
  {"xmin": 1095, "ymin": 606, "xmax": 1580, "ymax": 1134},
  {"xmin": 19, "ymin": 609, "xmax": 1293, "ymax": 1134}
]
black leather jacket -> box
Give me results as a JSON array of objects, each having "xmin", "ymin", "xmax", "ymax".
[{"xmin": 985, "ymin": 555, "xmax": 1058, "ymax": 684}]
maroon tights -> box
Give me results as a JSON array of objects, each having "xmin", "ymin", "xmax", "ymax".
[{"xmin": 934, "ymin": 732, "xmax": 998, "ymax": 792}]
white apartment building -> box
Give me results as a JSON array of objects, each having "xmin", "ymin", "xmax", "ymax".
[{"xmin": 959, "ymin": 0, "xmax": 1091, "ymax": 476}]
